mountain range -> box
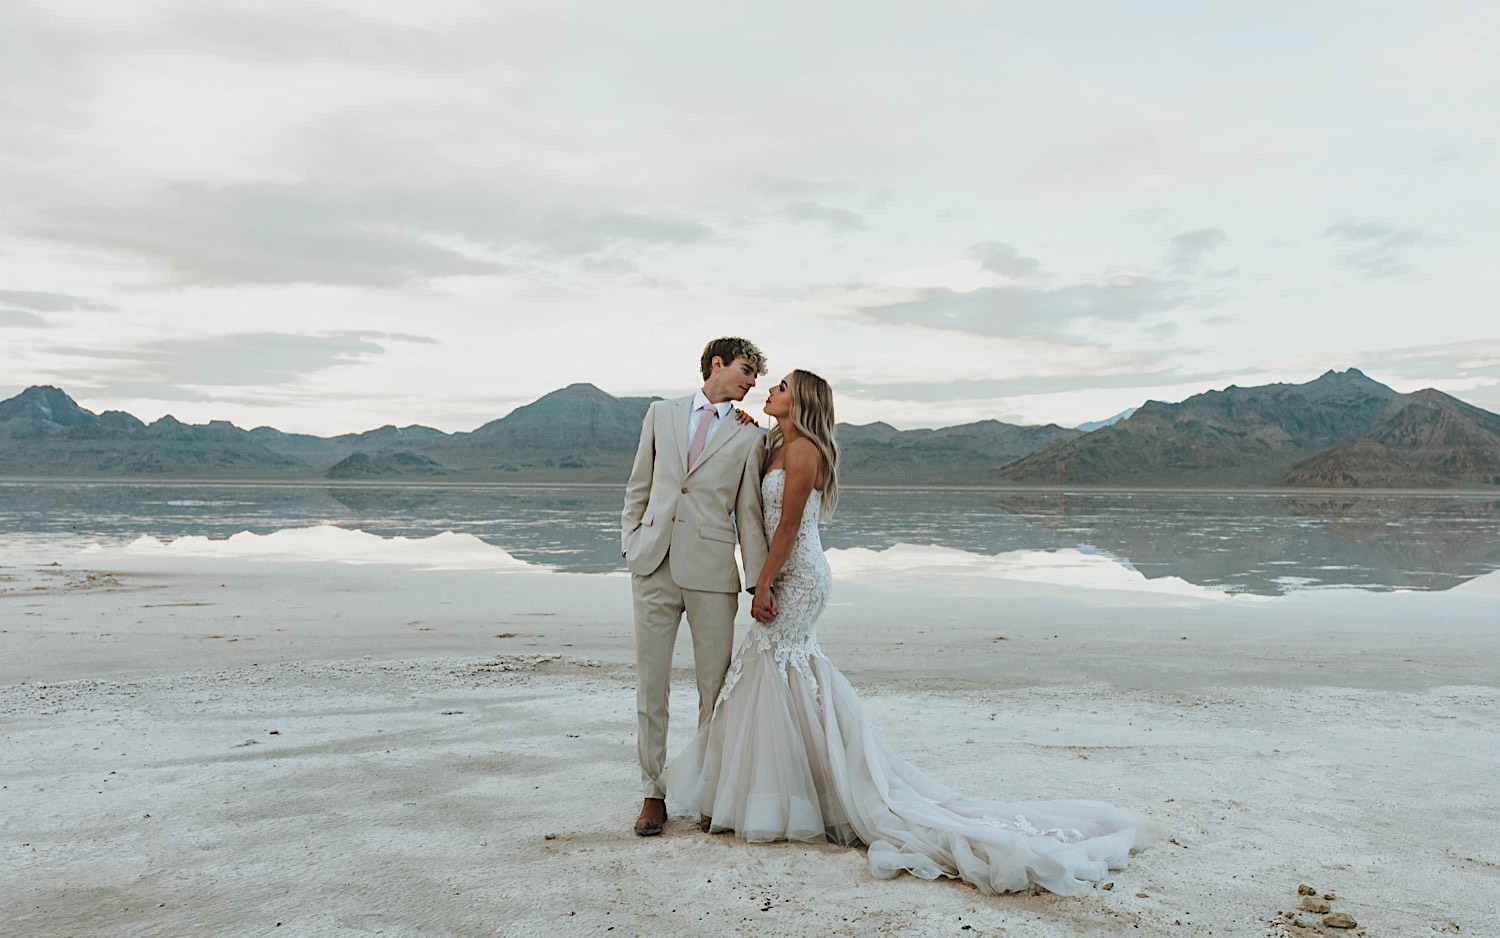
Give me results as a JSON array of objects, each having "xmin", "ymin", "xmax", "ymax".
[
  {"xmin": 996, "ymin": 369, "xmax": 1500, "ymax": 488},
  {"xmin": 2, "ymin": 370, "xmax": 1498, "ymax": 487}
]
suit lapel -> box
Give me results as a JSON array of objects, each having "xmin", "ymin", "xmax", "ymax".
[{"xmin": 671, "ymin": 397, "xmax": 691, "ymax": 476}]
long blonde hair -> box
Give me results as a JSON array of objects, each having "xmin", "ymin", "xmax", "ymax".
[{"xmin": 765, "ymin": 369, "xmax": 839, "ymax": 518}]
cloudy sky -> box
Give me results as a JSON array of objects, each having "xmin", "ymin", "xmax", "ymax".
[{"xmin": 2, "ymin": 0, "xmax": 1497, "ymax": 434}]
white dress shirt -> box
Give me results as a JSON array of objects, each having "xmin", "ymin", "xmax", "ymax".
[{"xmin": 688, "ymin": 390, "xmax": 734, "ymax": 452}]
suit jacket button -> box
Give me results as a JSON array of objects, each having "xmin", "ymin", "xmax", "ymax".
[{"xmin": 681, "ymin": 487, "xmax": 688, "ymax": 494}]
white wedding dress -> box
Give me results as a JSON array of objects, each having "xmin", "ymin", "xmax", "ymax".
[{"xmin": 661, "ymin": 470, "xmax": 1149, "ymax": 896}]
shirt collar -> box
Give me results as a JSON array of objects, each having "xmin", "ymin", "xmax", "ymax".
[{"xmin": 691, "ymin": 390, "xmax": 733, "ymax": 418}]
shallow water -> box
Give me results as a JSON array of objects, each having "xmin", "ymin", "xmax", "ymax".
[{"xmin": 3, "ymin": 482, "xmax": 1500, "ymax": 595}]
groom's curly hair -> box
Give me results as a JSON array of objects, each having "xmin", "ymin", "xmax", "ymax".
[{"xmin": 700, "ymin": 337, "xmax": 768, "ymax": 379}]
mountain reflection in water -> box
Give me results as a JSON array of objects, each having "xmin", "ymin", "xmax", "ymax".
[
  {"xmin": 3, "ymin": 483, "xmax": 1499, "ymax": 595},
  {"xmin": 828, "ymin": 491, "xmax": 1500, "ymax": 595}
]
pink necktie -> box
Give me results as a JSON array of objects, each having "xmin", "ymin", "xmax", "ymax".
[{"xmin": 687, "ymin": 404, "xmax": 714, "ymax": 470}]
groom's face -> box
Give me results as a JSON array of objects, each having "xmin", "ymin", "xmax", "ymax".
[{"xmin": 706, "ymin": 355, "xmax": 759, "ymax": 402}]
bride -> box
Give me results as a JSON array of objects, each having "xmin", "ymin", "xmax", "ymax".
[{"xmin": 661, "ymin": 369, "xmax": 1150, "ymax": 896}]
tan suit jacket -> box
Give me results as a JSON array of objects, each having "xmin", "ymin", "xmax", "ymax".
[{"xmin": 621, "ymin": 396, "xmax": 769, "ymax": 592}]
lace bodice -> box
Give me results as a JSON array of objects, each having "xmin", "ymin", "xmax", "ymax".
[
  {"xmin": 718, "ymin": 469, "xmax": 832, "ymax": 701},
  {"xmin": 760, "ymin": 468, "xmax": 829, "ymax": 609}
]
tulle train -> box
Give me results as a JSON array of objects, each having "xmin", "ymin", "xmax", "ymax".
[{"xmin": 663, "ymin": 643, "xmax": 1146, "ymax": 896}]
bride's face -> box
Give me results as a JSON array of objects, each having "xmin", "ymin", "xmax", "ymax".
[{"xmin": 763, "ymin": 373, "xmax": 793, "ymax": 419}]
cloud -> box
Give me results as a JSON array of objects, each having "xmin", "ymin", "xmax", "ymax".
[
  {"xmin": 1, "ymin": 309, "xmax": 49, "ymax": 328},
  {"xmin": 1166, "ymin": 228, "xmax": 1228, "ymax": 274},
  {"xmin": 750, "ymin": 178, "xmax": 878, "ymax": 231},
  {"xmin": 29, "ymin": 187, "xmax": 494, "ymax": 287},
  {"xmin": 1323, "ymin": 221, "xmax": 1429, "ymax": 278},
  {"xmin": 973, "ymin": 242, "xmax": 1042, "ymax": 280},
  {"xmin": 750, "ymin": 176, "xmax": 858, "ymax": 198},
  {"xmin": 875, "ymin": 260, "xmax": 1010, "ymax": 293},
  {"xmin": 0, "ymin": 289, "xmax": 111, "ymax": 312},
  {"xmin": 861, "ymin": 274, "xmax": 1199, "ymax": 337},
  {"xmin": 777, "ymin": 200, "xmax": 868, "ymax": 232},
  {"xmin": 1353, "ymin": 338, "xmax": 1500, "ymax": 374},
  {"xmin": 1352, "ymin": 340, "xmax": 1500, "ymax": 404},
  {"xmin": 1325, "ymin": 221, "xmax": 1426, "ymax": 246},
  {"xmin": 27, "ymin": 183, "xmax": 716, "ymax": 287},
  {"xmin": 1258, "ymin": 340, "xmax": 1500, "ymax": 414},
  {"xmin": 834, "ymin": 366, "xmax": 1244, "ymax": 405},
  {"xmin": 166, "ymin": 7, "xmax": 501, "ymax": 68},
  {"xmin": 52, "ymin": 330, "xmax": 433, "ymax": 391}
]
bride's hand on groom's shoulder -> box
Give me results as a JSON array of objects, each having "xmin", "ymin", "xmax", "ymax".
[{"xmin": 731, "ymin": 406, "xmax": 759, "ymax": 428}]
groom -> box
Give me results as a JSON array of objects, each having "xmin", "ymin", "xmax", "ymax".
[{"xmin": 621, "ymin": 336, "xmax": 771, "ymax": 836}]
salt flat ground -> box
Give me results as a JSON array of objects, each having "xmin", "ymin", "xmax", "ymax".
[{"xmin": 2, "ymin": 546, "xmax": 1497, "ymax": 937}]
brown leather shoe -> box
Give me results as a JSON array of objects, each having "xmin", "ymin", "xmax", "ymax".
[
  {"xmin": 634, "ymin": 797, "xmax": 666, "ymax": 837},
  {"xmin": 698, "ymin": 814, "xmax": 712, "ymax": 833}
]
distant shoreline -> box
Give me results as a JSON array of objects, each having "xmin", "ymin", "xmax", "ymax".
[{"xmin": 3, "ymin": 475, "xmax": 1498, "ymax": 497}]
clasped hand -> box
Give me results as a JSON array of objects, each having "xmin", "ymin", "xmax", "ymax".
[{"xmin": 751, "ymin": 588, "xmax": 778, "ymax": 623}]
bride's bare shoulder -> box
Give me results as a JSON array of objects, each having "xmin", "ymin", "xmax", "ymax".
[
  {"xmin": 782, "ymin": 438, "xmax": 825, "ymax": 486},
  {"xmin": 783, "ymin": 436, "xmax": 819, "ymax": 460}
]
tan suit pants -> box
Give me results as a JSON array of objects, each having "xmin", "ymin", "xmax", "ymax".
[{"xmin": 632, "ymin": 552, "xmax": 737, "ymax": 799}]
